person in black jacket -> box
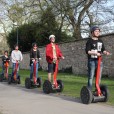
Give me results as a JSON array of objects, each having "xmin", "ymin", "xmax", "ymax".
[
  {"xmin": 30, "ymin": 43, "xmax": 41, "ymax": 80},
  {"xmin": 1, "ymin": 51, "xmax": 10, "ymax": 75},
  {"xmin": 85, "ymin": 26, "xmax": 110, "ymax": 90}
]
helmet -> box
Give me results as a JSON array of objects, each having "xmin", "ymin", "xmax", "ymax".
[
  {"xmin": 32, "ymin": 42, "xmax": 37, "ymax": 47},
  {"xmin": 90, "ymin": 26, "xmax": 100, "ymax": 33},
  {"xmin": 49, "ymin": 35, "xmax": 55, "ymax": 40}
]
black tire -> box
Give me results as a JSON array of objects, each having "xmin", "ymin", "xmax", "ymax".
[
  {"xmin": 100, "ymin": 85, "xmax": 109, "ymax": 102},
  {"xmin": 0, "ymin": 74, "xmax": 4, "ymax": 82},
  {"xmin": 37, "ymin": 77, "xmax": 42, "ymax": 88},
  {"xmin": 25, "ymin": 78, "xmax": 31, "ymax": 89},
  {"xmin": 8, "ymin": 75, "xmax": 12, "ymax": 84},
  {"xmin": 56, "ymin": 80, "xmax": 64, "ymax": 92},
  {"xmin": 80, "ymin": 86, "xmax": 93, "ymax": 104},
  {"xmin": 43, "ymin": 80, "xmax": 52, "ymax": 94}
]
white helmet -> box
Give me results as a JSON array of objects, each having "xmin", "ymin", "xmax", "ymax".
[{"xmin": 49, "ymin": 34, "xmax": 55, "ymax": 40}]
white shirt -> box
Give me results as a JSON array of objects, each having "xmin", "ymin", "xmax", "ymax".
[{"xmin": 11, "ymin": 50, "xmax": 23, "ymax": 63}]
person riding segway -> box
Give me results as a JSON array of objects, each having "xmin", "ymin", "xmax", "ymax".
[
  {"xmin": 0, "ymin": 51, "xmax": 10, "ymax": 82},
  {"xmin": 80, "ymin": 26, "xmax": 110, "ymax": 104},
  {"xmin": 25, "ymin": 43, "xmax": 42, "ymax": 89},
  {"xmin": 8, "ymin": 44, "xmax": 23, "ymax": 84},
  {"xmin": 43, "ymin": 35, "xmax": 65, "ymax": 94}
]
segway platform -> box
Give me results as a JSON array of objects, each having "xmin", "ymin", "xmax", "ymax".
[
  {"xmin": 43, "ymin": 79, "xmax": 64, "ymax": 94},
  {"xmin": 80, "ymin": 85, "xmax": 109, "ymax": 104},
  {"xmin": 25, "ymin": 77, "xmax": 41, "ymax": 89},
  {"xmin": 8, "ymin": 74, "xmax": 21, "ymax": 84}
]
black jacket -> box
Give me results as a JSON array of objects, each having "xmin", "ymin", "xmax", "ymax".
[
  {"xmin": 85, "ymin": 38, "xmax": 105, "ymax": 59},
  {"xmin": 30, "ymin": 49, "xmax": 40, "ymax": 66},
  {"xmin": 2, "ymin": 56, "xmax": 10, "ymax": 64}
]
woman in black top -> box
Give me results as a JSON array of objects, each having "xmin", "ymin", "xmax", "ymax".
[
  {"xmin": 1, "ymin": 51, "xmax": 10, "ymax": 75},
  {"xmin": 30, "ymin": 43, "xmax": 41, "ymax": 80},
  {"xmin": 85, "ymin": 26, "xmax": 110, "ymax": 90}
]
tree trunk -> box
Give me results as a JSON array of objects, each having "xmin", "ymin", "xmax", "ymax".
[{"xmin": 73, "ymin": 24, "xmax": 81, "ymax": 39}]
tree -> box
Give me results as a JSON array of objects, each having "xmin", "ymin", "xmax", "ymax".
[
  {"xmin": 7, "ymin": 7, "xmax": 71, "ymax": 52},
  {"xmin": 1, "ymin": 0, "xmax": 114, "ymax": 41}
]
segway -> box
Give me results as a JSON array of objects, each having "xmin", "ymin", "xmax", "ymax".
[
  {"xmin": 0, "ymin": 59, "xmax": 10, "ymax": 82},
  {"xmin": 80, "ymin": 56, "xmax": 109, "ymax": 104},
  {"xmin": 8, "ymin": 61, "xmax": 21, "ymax": 84},
  {"xmin": 43, "ymin": 59, "xmax": 64, "ymax": 94},
  {"xmin": 25, "ymin": 59, "xmax": 41, "ymax": 89}
]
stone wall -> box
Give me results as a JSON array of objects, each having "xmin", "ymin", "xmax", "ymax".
[{"xmin": 0, "ymin": 33, "xmax": 114, "ymax": 77}]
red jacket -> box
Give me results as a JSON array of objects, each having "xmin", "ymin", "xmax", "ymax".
[{"xmin": 46, "ymin": 43, "xmax": 63, "ymax": 63}]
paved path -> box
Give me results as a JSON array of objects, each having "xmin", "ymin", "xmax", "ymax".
[{"xmin": 0, "ymin": 83, "xmax": 114, "ymax": 114}]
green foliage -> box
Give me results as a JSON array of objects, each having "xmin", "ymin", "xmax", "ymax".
[{"xmin": 7, "ymin": 7, "xmax": 71, "ymax": 52}]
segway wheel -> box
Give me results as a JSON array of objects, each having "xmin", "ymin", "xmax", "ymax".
[
  {"xmin": 8, "ymin": 75, "xmax": 12, "ymax": 84},
  {"xmin": 80, "ymin": 86, "xmax": 93, "ymax": 104},
  {"xmin": 100, "ymin": 85, "xmax": 109, "ymax": 102},
  {"xmin": 56, "ymin": 80, "xmax": 64, "ymax": 92},
  {"xmin": 25, "ymin": 78, "xmax": 31, "ymax": 89},
  {"xmin": 37, "ymin": 77, "xmax": 42, "ymax": 88},
  {"xmin": 0, "ymin": 74, "xmax": 3, "ymax": 82},
  {"xmin": 43, "ymin": 80, "xmax": 52, "ymax": 94}
]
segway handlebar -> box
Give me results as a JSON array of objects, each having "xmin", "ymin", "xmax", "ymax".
[
  {"xmin": 32, "ymin": 58, "xmax": 41, "ymax": 63},
  {"xmin": 4, "ymin": 59, "xmax": 10, "ymax": 62},
  {"xmin": 98, "ymin": 52, "xmax": 112, "ymax": 57}
]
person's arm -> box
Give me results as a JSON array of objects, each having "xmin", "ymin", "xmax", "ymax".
[
  {"xmin": 101, "ymin": 41, "xmax": 110, "ymax": 55},
  {"xmin": 37, "ymin": 50, "xmax": 41, "ymax": 60},
  {"xmin": 20, "ymin": 51, "xmax": 23, "ymax": 61},
  {"xmin": 46, "ymin": 45, "xmax": 53, "ymax": 59},
  {"xmin": 85, "ymin": 39, "xmax": 93, "ymax": 55},
  {"xmin": 57, "ymin": 45, "xmax": 64, "ymax": 59},
  {"xmin": 30, "ymin": 49, "xmax": 34, "ymax": 60},
  {"xmin": 11, "ymin": 51, "xmax": 16, "ymax": 61}
]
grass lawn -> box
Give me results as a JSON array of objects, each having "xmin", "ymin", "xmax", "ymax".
[{"xmin": 1, "ymin": 68, "xmax": 114, "ymax": 106}]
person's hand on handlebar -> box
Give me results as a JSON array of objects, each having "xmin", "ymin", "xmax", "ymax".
[
  {"xmin": 32, "ymin": 59, "xmax": 35, "ymax": 62},
  {"xmin": 16, "ymin": 60, "xmax": 20, "ymax": 63},
  {"xmin": 103, "ymin": 51, "xmax": 110, "ymax": 55},
  {"xmin": 61, "ymin": 56, "xmax": 65, "ymax": 59},
  {"xmin": 39, "ymin": 58, "xmax": 41, "ymax": 60},
  {"xmin": 96, "ymin": 53, "xmax": 101, "ymax": 56}
]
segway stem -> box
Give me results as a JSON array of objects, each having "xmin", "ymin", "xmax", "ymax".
[
  {"xmin": 4, "ymin": 61, "xmax": 9, "ymax": 79},
  {"xmin": 53, "ymin": 60, "xmax": 59, "ymax": 88},
  {"xmin": 95, "ymin": 56, "xmax": 102, "ymax": 96},
  {"xmin": 14, "ymin": 61, "xmax": 19, "ymax": 81},
  {"xmin": 33, "ymin": 59, "xmax": 37, "ymax": 84}
]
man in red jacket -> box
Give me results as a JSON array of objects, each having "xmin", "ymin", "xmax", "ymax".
[{"xmin": 46, "ymin": 35, "xmax": 64, "ymax": 83}]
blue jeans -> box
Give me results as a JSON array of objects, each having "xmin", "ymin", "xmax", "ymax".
[
  {"xmin": 1, "ymin": 63, "xmax": 5, "ymax": 75},
  {"xmin": 12, "ymin": 63, "xmax": 19, "ymax": 78},
  {"xmin": 88, "ymin": 59, "xmax": 103, "ymax": 90},
  {"xmin": 30, "ymin": 62, "xmax": 39, "ymax": 79}
]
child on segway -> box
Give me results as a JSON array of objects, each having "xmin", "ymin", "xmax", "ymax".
[
  {"xmin": 9, "ymin": 44, "xmax": 23, "ymax": 84},
  {"xmin": 25, "ymin": 43, "xmax": 41, "ymax": 89},
  {"xmin": 43, "ymin": 34, "xmax": 64, "ymax": 94},
  {"xmin": 80, "ymin": 26, "xmax": 110, "ymax": 104},
  {"xmin": 0, "ymin": 50, "xmax": 10, "ymax": 81}
]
